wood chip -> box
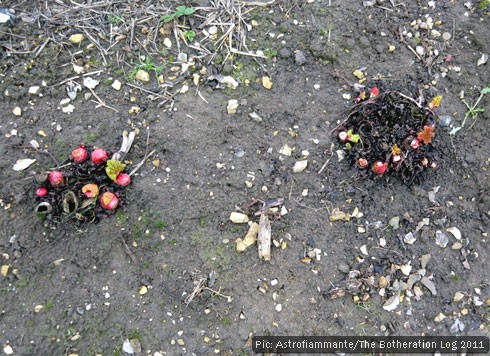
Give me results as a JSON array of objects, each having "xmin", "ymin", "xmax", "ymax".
[
  {"xmin": 258, "ymin": 214, "xmax": 271, "ymax": 261},
  {"xmin": 230, "ymin": 212, "xmax": 249, "ymax": 224}
]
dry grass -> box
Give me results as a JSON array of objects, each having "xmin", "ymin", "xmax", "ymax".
[{"xmin": 1, "ymin": 0, "xmax": 276, "ymax": 102}]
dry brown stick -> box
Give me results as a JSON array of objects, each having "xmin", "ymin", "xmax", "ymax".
[
  {"xmin": 204, "ymin": 286, "xmax": 232, "ymax": 302},
  {"xmin": 81, "ymin": 28, "xmax": 108, "ymax": 65},
  {"xmin": 129, "ymin": 150, "xmax": 156, "ymax": 177},
  {"xmin": 119, "ymin": 235, "xmax": 137, "ymax": 263},
  {"xmin": 317, "ymin": 158, "xmax": 330, "ymax": 175},
  {"xmin": 88, "ymin": 87, "xmax": 119, "ymax": 112},
  {"xmin": 239, "ymin": 0, "xmax": 275, "ymax": 6},
  {"xmin": 125, "ymin": 82, "xmax": 168, "ymax": 100},
  {"xmin": 184, "ymin": 277, "xmax": 207, "ymax": 306},
  {"xmin": 34, "ymin": 37, "xmax": 51, "ymax": 58},
  {"xmin": 398, "ymin": 26, "xmax": 422, "ymax": 61},
  {"xmin": 53, "ymin": 70, "xmax": 104, "ymax": 87},
  {"xmin": 130, "ymin": 19, "xmax": 135, "ymax": 49}
]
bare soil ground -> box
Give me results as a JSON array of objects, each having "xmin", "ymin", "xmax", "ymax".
[{"xmin": 0, "ymin": 0, "xmax": 489, "ymax": 355}]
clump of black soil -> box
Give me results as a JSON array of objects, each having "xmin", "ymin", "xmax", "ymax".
[{"xmin": 335, "ymin": 87, "xmax": 440, "ymax": 185}]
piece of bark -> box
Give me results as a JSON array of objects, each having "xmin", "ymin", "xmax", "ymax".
[{"xmin": 258, "ymin": 214, "xmax": 271, "ymax": 261}]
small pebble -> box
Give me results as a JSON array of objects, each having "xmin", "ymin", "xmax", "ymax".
[
  {"xmin": 294, "ymin": 50, "xmax": 307, "ymax": 65},
  {"xmin": 12, "ymin": 106, "xmax": 22, "ymax": 116},
  {"xmin": 442, "ymin": 32, "xmax": 451, "ymax": 41},
  {"xmin": 440, "ymin": 115, "xmax": 452, "ymax": 127},
  {"xmin": 3, "ymin": 345, "xmax": 13, "ymax": 355},
  {"xmin": 112, "ymin": 80, "xmax": 122, "ymax": 91}
]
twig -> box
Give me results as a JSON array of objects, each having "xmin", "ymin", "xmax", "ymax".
[
  {"xmin": 88, "ymin": 87, "xmax": 119, "ymax": 112},
  {"xmin": 185, "ymin": 276, "xmax": 207, "ymax": 306},
  {"xmin": 317, "ymin": 159, "xmax": 330, "ymax": 175},
  {"xmin": 232, "ymin": 46, "xmax": 267, "ymax": 58},
  {"xmin": 197, "ymin": 89, "xmax": 209, "ymax": 103},
  {"xmin": 204, "ymin": 286, "xmax": 232, "ymax": 302},
  {"xmin": 53, "ymin": 70, "xmax": 104, "ymax": 87},
  {"xmin": 81, "ymin": 28, "xmax": 107, "ymax": 65},
  {"xmin": 291, "ymin": 197, "xmax": 330, "ymax": 212},
  {"xmin": 34, "ymin": 37, "xmax": 51, "ymax": 58},
  {"xmin": 129, "ymin": 150, "xmax": 156, "ymax": 176},
  {"xmin": 239, "ymin": 0, "xmax": 275, "ymax": 6},
  {"xmin": 125, "ymin": 82, "xmax": 168, "ymax": 100},
  {"xmin": 119, "ymin": 235, "xmax": 137, "ymax": 263},
  {"xmin": 398, "ymin": 26, "xmax": 422, "ymax": 62}
]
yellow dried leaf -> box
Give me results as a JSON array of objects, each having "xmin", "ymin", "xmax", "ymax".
[
  {"xmin": 353, "ymin": 69, "xmax": 365, "ymax": 80},
  {"xmin": 69, "ymin": 34, "xmax": 85, "ymax": 44},
  {"xmin": 261, "ymin": 76, "xmax": 273, "ymax": 89},
  {"xmin": 453, "ymin": 291, "xmax": 465, "ymax": 302},
  {"xmin": 379, "ymin": 275, "xmax": 388, "ymax": 288},
  {"xmin": 329, "ymin": 208, "xmax": 350, "ymax": 222},
  {"xmin": 1, "ymin": 265, "xmax": 9, "ymax": 277},
  {"xmin": 139, "ymin": 285, "xmax": 148, "ymax": 295}
]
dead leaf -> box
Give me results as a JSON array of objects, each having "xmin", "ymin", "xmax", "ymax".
[
  {"xmin": 383, "ymin": 292, "xmax": 400, "ymax": 311},
  {"xmin": 329, "ymin": 208, "xmax": 350, "ymax": 222},
  {"xmin": 236, "ymin": 222, "xmax": 259, "ymax": 252},
  {"xmin": 13, "ymin": 158, "xmax": 36, "ymax": 171},
  {"xmin": 420, "ymin": 276, "xmax": 437, "ymax": 295},
  {"xmin": 261, "ymin": 76, "xmax": 273, "ymax": 89}
]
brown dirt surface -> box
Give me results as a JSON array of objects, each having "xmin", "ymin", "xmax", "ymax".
[{"xmin": 0, "ymin": 0, "xmax": 489, "ymax": 354}]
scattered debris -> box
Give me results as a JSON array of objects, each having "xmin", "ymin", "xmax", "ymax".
[
  {"xmin": 435, "ymin": 230, "xmax": 449, "ymax": 248},
  {"xmin": 68, "ymin": 33, "xmax": 84, "ymax": 44},
  {"xmin": 12, "ymin": 106, "xmax": 22, "ymax": 116},
  {"xmin": 446, "ymin": 227, "xmax": 462, "ymax": 240},
  {"xmin": 82, "ymin": 77, "xmax": 99, "ymax": 89},
  {"xmin": 230, "ymin": 212, "xmax": 249, "ymax": 224},
  {"xmin": 13, "ymin": 158, "xmax": 36, "ymax": 171},
  {"xmin": 261, "ymin": 76, "xmax": 273, "ymax": 89},
  {"xmin": 227, "ymin": 99, "xmax": 239, "ymax": 114},
  {"xmin": 236, "ymin": 222, "xmax": 259, "ymax": 252},
  {"xmin": 477, "ymin": 53, "xmax": 488, "ymax": 66},
  {"xmin": 383, "ymin": 293, "xmax": 400, "ymax": 311},
  {"xmin": 257, "ymin": 211, "xmax": 272, "ymax": 261},
  {"xmin": 292, "ymin": 160, "xmax": 308, "ymax": 173}
]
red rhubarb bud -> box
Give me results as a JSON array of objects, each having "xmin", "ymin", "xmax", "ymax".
[
  {"xmin": 99, "ymin": 192, "xmax": 119, "ymax": 210},
  {"xmin": 91, "ymin": 148, "xmax": 108, "ymax": 164},
  {"xmin": 370, "ymin": 87, "xmax": 379, "ymax": 98},
  {"xmin": 115, "ymin": 173, "xmax": 131, "ymax": 187},
  {"xmin": 48, "ymin": 170, "xmax": 64, "ymax": 188},
  {"xmin": 357, "ymin": 158, "xmax": 368, "ymax": 168},
  {"xmin": 373, "ymin": 161, "xmax": 388, "ymax": 175},
  {"xmin": 82, "ymin": 183, "xmax": 99, "ymax": 198},
  {"xmin": 338, "ymin": 131, "xmax": 349, "ymax": 141},
  {"xmin": 71, "ymin": 145, "xmax": 88, "ymax": 163},
  {"xmin": 410, "ymin": 139, "xmax": 420, "ymax": 149},
  {"xmin": 35, "ymin": 187, "xmax": 48, "ymax": 197}
]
